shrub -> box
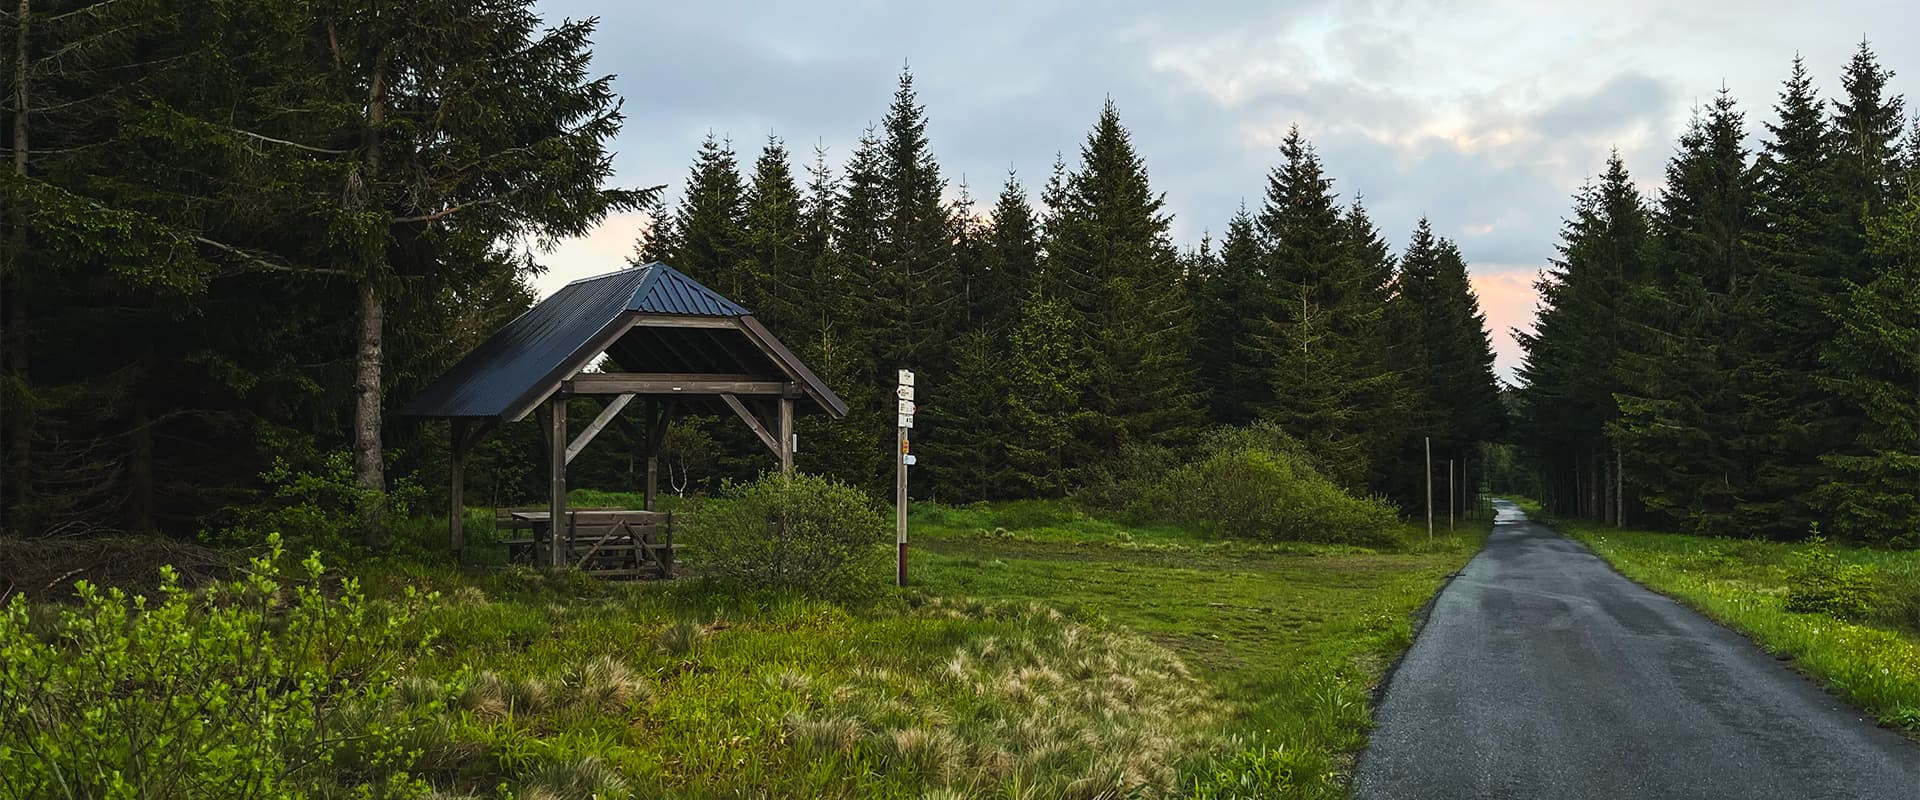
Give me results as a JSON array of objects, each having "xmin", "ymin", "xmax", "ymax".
[
  {"xmin": 1784, "ymin": 535, "xmax": 1878, "ymax": 621},
  {"xmin": 0, "ymin": 534, "xmax": 439, "ymax": 798},
  {"xmin": 1137, "ymin": 446, "xmax": 1401, "ymax": 547},
  {"xmin": 1073, "ymin": 443, "xmax": 1182, "ymax": 510},
  {"xmin": 692, "ymin": 472, "xmax": 890, "ymax": 597},
  {"xmin": 228, "ymin": 451, "xmax": 427, "ymax": 553},
  {"xmin": 1870, "ymin": 569, "xmax": 1920, "ymax": 634}
]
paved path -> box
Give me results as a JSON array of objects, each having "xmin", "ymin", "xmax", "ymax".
[{"xmin": 1355, "ymin": 500, "xmax": 1920, "ymax": 800}]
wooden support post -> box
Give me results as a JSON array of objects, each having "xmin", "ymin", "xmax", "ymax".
[
  {"xmin": 643, "ymin": 399, "xmax": 659, "ymax": 512},
  {"xmin": 450, "ymin": 419, "xmax": 467, "ymax": 562},
  {"xmin": 778, "ymin": 396, "xmax": 794, "ymax": 473},
  {"xmin": 1449, "ymin": 459, "xmax": 1456, "ymax": 533},
  {"xmin": 548, "ymin": 396, "xmax": 568, "ymax": 568}
]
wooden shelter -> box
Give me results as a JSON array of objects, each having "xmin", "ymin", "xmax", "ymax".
[{"xmin": 400, "ymin": 263, "xmax": 848, "ymax": 572}]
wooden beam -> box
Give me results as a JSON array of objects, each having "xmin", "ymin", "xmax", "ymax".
[
  {"xmin": 778, "ymin": 396, "xmax": 794, "ymax": 473},
  {"xmin": 565, "ymin": 393, "xmax": 634, "ymax": 464},
  {"xmin": 567, "ymin": 373, "xmax": 787, "ymax": 395},
  {"xmin": 548, "ymin": 396, "xmax": 568, "ymax": 568},
  {"xmin": 721, "ymin": 393, "xmax": 780, "ymax": 455},
  {"xmin": 628, "ymin": 313, "xmax": 739, "ymax": 329}
]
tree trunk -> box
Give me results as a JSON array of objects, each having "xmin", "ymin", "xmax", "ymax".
[
  {"xmin": 353, "ymin": 280, "xmax": 385, "ymax": 494},
  {"xmin": 352, "ymin": 60, "xmax": 387, "ymax": 544},
  {"xmin": 4, "ymin": 0, "xmax": 30, "ymax": 533}
]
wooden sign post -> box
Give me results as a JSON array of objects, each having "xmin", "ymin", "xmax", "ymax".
[{"xmin": 896, "ymin": 369, "xmax": 914, "ymax": 586}]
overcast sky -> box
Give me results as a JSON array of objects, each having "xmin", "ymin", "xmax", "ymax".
[{"xmin": 527, "ymin": 0, "xmax": 1915, "ymax": 381}]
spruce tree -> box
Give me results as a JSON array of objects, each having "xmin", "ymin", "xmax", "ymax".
[
  {"xmin": 739, "ymin": 135, "xmax": 807, "ymax": 334},
  {"xmin": 1003, "ymin": 292, "xmax": 1088, "ymax": 496},
  {"xmin": 867, "ymin": 68, "xmax": 957, "ymax": 380},
  {"xmin": 1612, "ymin": 90, "xmax": 1758, "ymax": 533},
  {"xmin": 1818, "ymin": 186, "xmax": 1920, "ymax": 546},
  {"xmin": 1190, "ymin": 206, "xmax": 1265, "ymax": 425},
  {"xmin": 1044, "ymin": 100, "xmax": 1202, "ymax": 463},
  {"xmin": 1732, "ymin": 57, "xmax": 1856, "ymax": 534},
  {"xmin": 1254, "ymin": 128, "xmax": 1404, "ymax": 490},
  {"xmin": 1832, "ymin": 41, "xmax": 1907, "ymax": 225},
  {"xmin": 674, "ymin": 134, "xmax": 747, "ymax": 295},
  {"xmin": 1516, "ymin": 154, "xmax": 1648, "ymax": 519},
  {"xmin": 982, "ymin": 171, "xmax": 1042, "ymax": 334},
  {"xmin": 1338, "ymin": 199, "xmax": 1416, "ymax": 493},
  {"xmin": 631, "ymin": 192, "xmax": 681, "ymax": 265}
]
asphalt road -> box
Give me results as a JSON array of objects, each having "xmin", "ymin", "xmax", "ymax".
[{"xmin": 1354, "ymin": 500, "xmax": 1920, "ymax": 800}]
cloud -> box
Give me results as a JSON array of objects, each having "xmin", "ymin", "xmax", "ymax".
[{"xmin": 531, "ymin": 0, "xmax": 1917, "ymax": 381}]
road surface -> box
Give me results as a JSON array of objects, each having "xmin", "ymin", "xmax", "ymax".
[{"xmin": 1354, "ymin": 500, "xmax": 1920, "ymax": 800}]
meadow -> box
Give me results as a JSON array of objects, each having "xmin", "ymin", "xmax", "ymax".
[{"xmin": 3, "ymin": 495, "xmax": 1487, "ymax": 800}]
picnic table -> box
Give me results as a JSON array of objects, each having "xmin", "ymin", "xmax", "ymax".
[{"xmin": 499, "ymin": 508, "xmax": 675, "ymax": 579}]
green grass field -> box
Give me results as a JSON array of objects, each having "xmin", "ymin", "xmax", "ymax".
[
  {"xmin": 908, "ymin": 501, "xmax": 1490, "ymax": 797},
  {"xmin": 366, "ymin": 499, "xmax": 1492, "ymax": 798},
  {"xmin": 11, "ymin": 497, "xmax": 1487, "ymax": 799},
  {"xmin": 1534, "ymin": 513, "xmax": 1920, "ymax": 733}
]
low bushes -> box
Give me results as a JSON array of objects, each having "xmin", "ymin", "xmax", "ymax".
[
  {"xmin": 1100, "ymin": 423, "xmax": 1402, "ymax": 547},
  {"xmin": 1783, "ymin": 535, "xmax": 1878, "ymax": 620},
  {"xmin": 693, "ymin": 471, "xmax": 890, "ymax": 597},
  {"xmin": 0, "ymin": 535, "xmax": 439, "ymax": 798}
]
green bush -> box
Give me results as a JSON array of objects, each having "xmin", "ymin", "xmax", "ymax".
[
  {"xmin": 692, "ymin": 472, "xmax": 890, "ymax": 597},
  {"xmin": 1870, "ymin": 569, "xmax": 1920, "ymax": 634},
  {"xmin": 0, "ymin": 535, "xmax": 440, "ymax": 799},
  {"xmin": 1073, "ymin": 442, "xmax": 1182, "ymax": 510},
  {"xmin": 1784, "ymin": 535, "xmax": 1878, "ymax": 621},
  {"xmin": 1137, "ymin": 445, "xmax": 1400, "ymax": 547},
  {"xmin": 229, "ymin": 451, "xmax": 426, "ymax": 553}
]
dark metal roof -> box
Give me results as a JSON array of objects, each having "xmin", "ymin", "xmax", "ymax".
[{"xmin": 399, "ymin": 262, "xmax": 845, "ymax": 420}]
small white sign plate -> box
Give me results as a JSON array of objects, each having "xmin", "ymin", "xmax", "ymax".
[
  {"xmin": 898, "ymin": 413, "xmax": 915, "ymax": 428},
  {"xmin": 898, "ymin": 399, "xmax": 916, "ymax": 415},
  {"xmin": 897, "ymin": 385, "xmax": 915, "ymax": 401},
  {"xmin": 897, "ymin": 369, "xmax": 915, "ymax": 387},
  {"xmin": 903, "ymin": 454, "xmax": 917, "ymax": 466}
]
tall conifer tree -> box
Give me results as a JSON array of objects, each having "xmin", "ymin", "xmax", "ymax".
[{"xmin": 1044, "ymin": 100, "xmax": 1201, "ymax": 462}]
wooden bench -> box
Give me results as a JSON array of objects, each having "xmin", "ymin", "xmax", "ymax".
[{"xmin": 500, "ymin": 509, "xmax": 675, "ymax": 579}]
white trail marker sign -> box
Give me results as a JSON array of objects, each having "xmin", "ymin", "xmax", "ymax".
[{"xmin": 896, "ymin": 369, "xmax": 914, "ymax": 586}]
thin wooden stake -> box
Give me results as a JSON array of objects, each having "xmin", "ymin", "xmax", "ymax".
[{"xmin": 1425, "ymin": 437, "xmax": 1434, "ymax": 543}]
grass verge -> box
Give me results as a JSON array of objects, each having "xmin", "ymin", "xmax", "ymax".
[
  {"xmin": 1541, "ymin": 515, "xmax": 1920, "ymax": 733},
  {"xmin": 909, "ymin": 500, "xmax": 1490, "ymax": 798}
]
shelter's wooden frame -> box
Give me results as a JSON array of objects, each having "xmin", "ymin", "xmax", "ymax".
[{"xmin": 444, "ymin": 314, "xmax": 813, "ymax": 570}]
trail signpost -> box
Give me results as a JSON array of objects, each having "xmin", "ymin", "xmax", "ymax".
[{"xmin": 896, "ymin": 369, "xmax": 914, "ymax": 586}]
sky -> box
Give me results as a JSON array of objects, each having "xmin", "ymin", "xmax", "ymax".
[{"xmin": 526, "ymin": 0, "xmax": 1916, "ymax": 382}]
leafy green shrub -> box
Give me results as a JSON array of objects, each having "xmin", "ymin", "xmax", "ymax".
[
  {"xmin": 692, "ymin": 472, "xmax": 890, "ymax": 597},
  {"xmin": 229, "ymin": 451, "xmax": 426, "ymax": 553},
  {"xmin": 1074, "ymin": 442, "xmax": 1182, "ymax": 510},
  {"xmin": 1139, "ymin": 445, "xmax": 1401, "ymax": 547},
  {"xmin": 0, "ymin": 535, "xmax": 439, "ymax": 798},
  {"xmin": 1784, "ymin": 535, "xmax": 1878, "ymax": 621},
  {"xmin": 1871, "ymin": 569, "xmax": 1920, "ymax": 634}
]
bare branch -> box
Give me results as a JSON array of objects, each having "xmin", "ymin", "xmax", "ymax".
[
  {"xmin": 391, "ymin": 196, "xmax": 507, "ymax": 224},
  {"xmin": 229, "ymin": 128, "xmax": 349, "ymax": 155},
  {"xmin": 193, "ymin": 237, "xmax": 349, "ymax": 277}
]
